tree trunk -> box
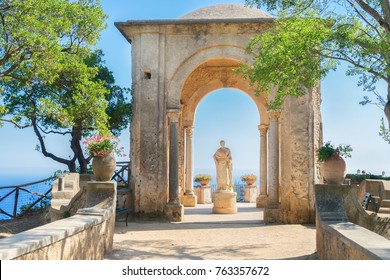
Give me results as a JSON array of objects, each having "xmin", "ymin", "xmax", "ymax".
[
  {"xmin": 32, "ymin": 117, "xmax": 76, "ymax": 172},
  {"xmin": 70, "ymin": 125, "xmax": 90, "ymax": 174},
  {"xmin": 68, "ymin": 162, "xmax": 77, "ymax": 173},
  {"xmin": 385, "ymin": 82, "xmax": 390, "ymax": 129}
]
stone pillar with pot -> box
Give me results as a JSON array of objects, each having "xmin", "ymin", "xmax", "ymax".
[{"xmin": 244, "ymin": 185, "xmax": 257, "ymax": 203}]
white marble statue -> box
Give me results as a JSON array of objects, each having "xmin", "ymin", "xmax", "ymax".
[{"xmin": 213, "ymin": 140, "xmax": 233, "ymax": 191}]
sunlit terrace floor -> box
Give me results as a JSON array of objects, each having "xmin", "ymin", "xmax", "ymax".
[{"xmin": 105, "ymin": 203, "xmax": 318, "ymax": 260}]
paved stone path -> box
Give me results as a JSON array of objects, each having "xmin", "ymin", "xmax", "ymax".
[{"xmin": 105, "ymin": 203, "xmax": 317, "ymax": 260}]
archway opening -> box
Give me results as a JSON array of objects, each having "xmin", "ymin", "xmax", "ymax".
[
  {"xmin": 193, "ymin": 88, "xmax": 260, "ymax": 188},
  {"xmin": 180, "ymin": 88, "xmax": 264, "ymax": 223}
]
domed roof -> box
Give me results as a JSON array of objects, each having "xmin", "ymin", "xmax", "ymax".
[{"xmin": 181, "ymin": 4, "xmax": 273, "ymax": 20}]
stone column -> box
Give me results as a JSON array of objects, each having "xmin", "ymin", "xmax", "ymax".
[
  {"xmin": 256, "ymin": 124, "xmax": 269, "ymax": 208},
  {"xmin": 268, "ymin": 112, "xmax": 280, "ymax": 207},
  {"xmin": 264, "ymin": 112, "xmax": 281, "ymax": 223},
  {"xmin": 182, "ymin": 126, "xmax": 197, "ymax": 207},
  {"xmin": 165, "ymin": 109, "xmax": 183, "ymax": 221}
]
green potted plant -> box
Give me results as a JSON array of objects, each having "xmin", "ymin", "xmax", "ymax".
[
  {"xmin": 194, "ymin": 174, "xmax": 212, "ymax": 186},
  {"xmin": 240, "ymin": 174, "xmax": 257, "ymax": 185},
  {"xmin": 83, "ymin": 134, "xmax": 126, "ymax": 181},
  {"xmin": 316, "ymin": 142, "xmax": 352, "ymax": 184}
]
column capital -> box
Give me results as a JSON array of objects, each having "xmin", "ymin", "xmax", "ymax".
[
  {"xmin": 167, "ymin": 109, "xmax": 181, "ymax": 122},
  {"xmin": 268, "ymin": 111, "xmax": 281, "ymax": 120},
  {"xmin": 258, "ymin": 124, "xmax": 269, "ymax": 137},
  {"xmin": 185, "ymin": 126, "xmax": 194, "ymax": 137}
]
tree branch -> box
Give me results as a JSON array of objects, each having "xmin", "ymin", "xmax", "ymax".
[
  {"xmin": 36, "ymin": 123, "xmax": 71, "ymax": 135},
  {"xmin": 32, "ymin": 117, "xmax": 74, "ymax": 167},
  {"xmin": 381, "ymin": 0, "xmax": 390, "ymax": 26},
  {"xmin": 0, "ymin": 118, "xmax": 31, "ymax": 129},
  {"xmin": 0, "ymin": 53, "xmax": 26, "ymax": 78},
  {"xmin": 347, "ymin": 0, "xmax": 383, "ymax": 38},
  {"xmin": 354, "ymin": 0, "xmax": 390, "ymax": 31},
  {"xmin": 318, "ymin": 48, "xmax": 388, "ymax": 82},
  {"xmin": 0, "ymin": 5, "xmax": 10, "ymax": 12}
]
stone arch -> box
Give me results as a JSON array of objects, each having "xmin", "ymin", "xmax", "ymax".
[
  {"xmin": 167, "ymin": 44, "xmax": 268, "ymax": 123},
  {"xmin": 116, "ymin": 4, "xmax": 321, "ymax": 223},
  {"xmin": 178, "ymin": 58, "xmax": 268, "ymax": 127},
  {"xmin": 176, "ymin": 52, "xmax": 270, "ymax": 213}
]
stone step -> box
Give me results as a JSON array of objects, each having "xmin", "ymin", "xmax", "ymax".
[
  {"xmin": 51, "ymin": 199, "xmax": 71, "ymax": 210},
  {"xmin": 378, "ymin": 207, "xmax": 390, "ymax": 214},
  {"xmin": 380, "ymin": 199, "xmax": 390, "ymax": 208},
  {"xmin": 51, "ymin": 190, "xmax": 75, "ymax": 200}
]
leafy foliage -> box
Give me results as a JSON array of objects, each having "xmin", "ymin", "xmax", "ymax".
[
  {"xmin": 194, "ymin": 174, "xmax": 212, "ymax": 182},
  {"xmin": 379, "ymin": 117, "xmax": 390, "ymax": 143},
  {"xmin": 240, "ymin": 174, "xmax": 257, "ymax": 182},
  {"xmin": 0, "ymin": 0, "xmax": 106, "ymax": 81},
  {"xmin": 237, "ymin": 15, "xmax": 335, "ymax": 110},
  {"xmin": 243, "ymin": 0, "xmax": 390, "ymax": 133},
  {"xmin": 0, "ymin": 1, "xmax": 131, "ymax": 173},
  {"xmin": 346, "ymin": 173, "xmax": 390, "ymax": 183},
  {"xmin": 83, "ymin": 134, "xmax": 126, "ymax": 157},
  {"xmin": 316, "ymin": 142, "xmax": 353, "ymax": 162}
]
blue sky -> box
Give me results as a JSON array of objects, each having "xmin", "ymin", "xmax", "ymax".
[{"xmin": 1, "ymin": 0, "xmax": 389, "ymax": 185}]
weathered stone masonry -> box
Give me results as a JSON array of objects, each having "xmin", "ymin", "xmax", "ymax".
[{"xmin": 115, "ymin": 4, "xmax": 322, "ymax": 223}]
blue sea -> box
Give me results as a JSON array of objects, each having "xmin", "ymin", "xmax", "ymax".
[
  {"xmin": 0, "ymin": 174, "xmax": 55, "ymax": 220},
  {"xmin": 193, "ymin": 168, "xmax": 260, "ymax": 185},
  {"xmin": 0, "ymin": 169, "xmax": 260, "ymax": 220}
]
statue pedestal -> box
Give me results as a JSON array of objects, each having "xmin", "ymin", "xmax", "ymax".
[
  {"xmin": 212, "ymin": 191, "xmax": 237, "ymax": 214},
  {"xmin": 244, "ymin": 185, "xmax": 257, "ymax": 203}
]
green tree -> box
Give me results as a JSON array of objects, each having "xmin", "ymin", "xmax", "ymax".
[
  {"xmin": 1, "ymin": 50, "xmax": 131, "ymax": 173},
  {"xmin": 241, "ymin": 0, "xmax": 390, "ymax": 132},
  {"xmin": 0, "ymin": 1, "xmax": 131, "ymax": 172},
  {"xmin": 0, "ymin": 0, "xmax": 107, "ymax": 120},
  {"xmin": 0, "ymin": 0, "xmax": 106, "ymax": 83}
]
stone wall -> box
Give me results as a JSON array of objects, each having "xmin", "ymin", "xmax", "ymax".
[
  {"xmin": 120, "ymin": 20, "xmax": 272, "ymax": 218},
  {"xmin": 315, "ymin": 184, "xmax": 390, "ymax": 260},
  {"xmin": 117, "ymin": 10, "xmax": 322, "ymax": 223},
  {"xmin": 317, "ymin": 220, "xmax": 390, "ymax": 260},
  {"xmin": 0, "ymin": 182, "xmax": 116, "ymax": 260},
  {"xmin": 50, "ymin": 174, "xmax": 94, "ymax": 221},
  {"xmin": 344, "ymin": 185, "xmax": 390, "ymax": 241},
  {"xmin": 279, "ymin": 89, "xmax": 322, "ymax": 224}
]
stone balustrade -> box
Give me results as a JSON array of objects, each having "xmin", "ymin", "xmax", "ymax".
[
  {"xmin": 315, "ymin": 184, "xmax": 390, "ymax": 260},
  {"xmin": 0, "ymin": 181, "xmax": 117, "ymax": 260}
]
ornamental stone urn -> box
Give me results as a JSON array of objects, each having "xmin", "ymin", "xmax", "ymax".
[
  {"xmin": 92, "ymin": 152, "xmax": 116, "ymax": 181},
  {"xmin": 321, "ymin": 152, "xmax": 346, "ymax": 184}
]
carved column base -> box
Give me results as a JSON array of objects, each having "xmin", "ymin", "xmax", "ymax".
[
  {"xmin": 213, "ymin": 191, "xmax": 237, "ymax": 214},
  {"xmin": 164, "ymin": 203, "xmax": 183, "ymax": 222},
  {"xmin": 264, "ymin": 203, "xmax": 281, "ymax": 223},
  {"xmin": 256, "ymin": 194, "xmax": 268, "ymax": 208},
  {"xmin": 244, "ymin": 185, "xmax": 257, "ymax": 203},
  {"xmin": 181, "ymin": 194, "xmax": 197, "ymax": 207}
]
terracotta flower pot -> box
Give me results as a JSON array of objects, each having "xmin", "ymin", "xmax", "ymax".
[
  {"xmin": 92, "ymin": 152, "xmax": 116, "ymax": 181},
  {"xmin": 321, "ymin": 152, "xmax": 346, "ymax": 184},
  {"xmin": 246, "ymin": 179, "xmax": 255, "ymax": 185},
  {"xmin": 200, "ymin": 180, "xmax": 209, "ymax": 186}
]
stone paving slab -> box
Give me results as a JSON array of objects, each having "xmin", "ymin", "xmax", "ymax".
[{"xmin": 105, "ymin": 203, "xmax": 318, "ymax": 260}]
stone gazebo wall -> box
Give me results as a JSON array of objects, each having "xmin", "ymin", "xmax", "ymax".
[{"xmin": 116, "ymin": 4, "xmax": 322, "ymax": 223}]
